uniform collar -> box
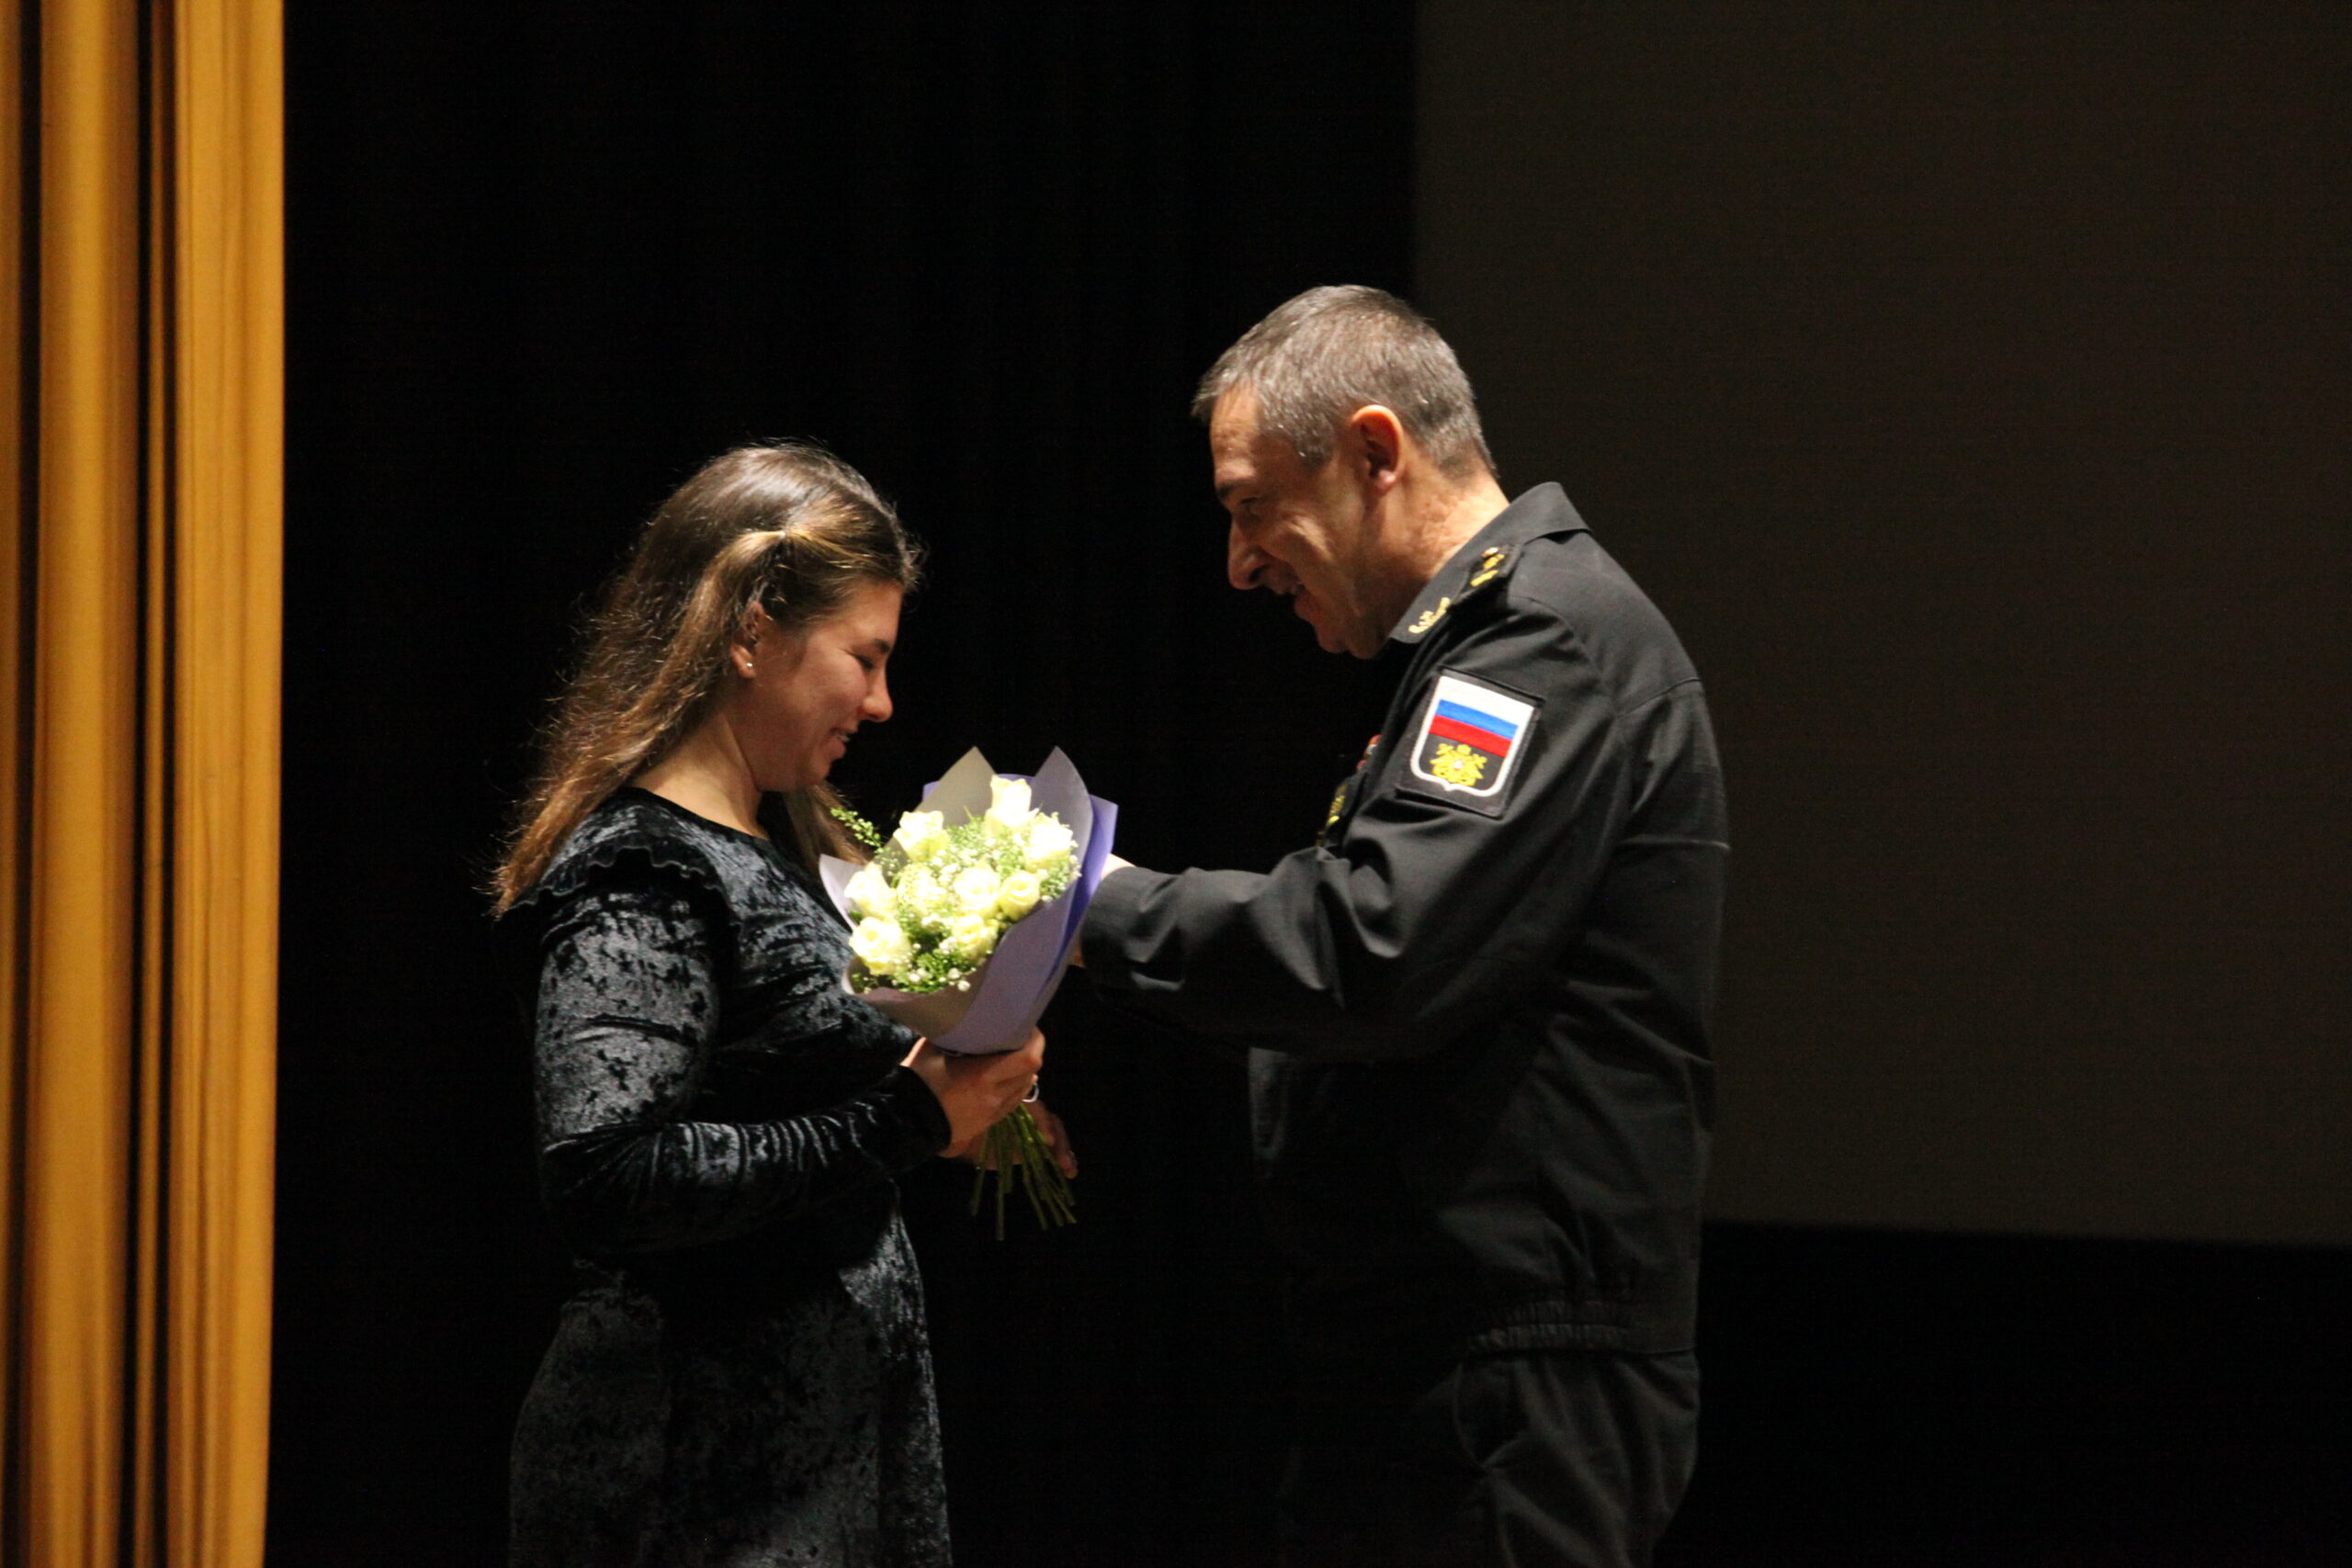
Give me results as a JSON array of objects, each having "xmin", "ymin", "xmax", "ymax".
[{"xmin": 1386, "ymin": 482, "xmax": 1589, "ymax": 647}]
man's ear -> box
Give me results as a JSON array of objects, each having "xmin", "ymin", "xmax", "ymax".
[{"xmin": 1346, "ymin": 404, "xmax": 1408, "ymax": 493}]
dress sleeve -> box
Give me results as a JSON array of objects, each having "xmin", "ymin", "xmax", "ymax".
[{"xmin": 528, "ymin": 866, "xmax": 950, "ymax": 1257}]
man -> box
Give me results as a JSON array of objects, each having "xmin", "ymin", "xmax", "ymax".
[{"xmin": 1080, "ymin": 286, "xmax": 1726, "ymax": 1567}]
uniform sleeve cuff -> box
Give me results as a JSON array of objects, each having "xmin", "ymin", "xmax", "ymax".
[{"xmin": 1080, "ymin": 865, "xmax": 1164, "ymax": 993}]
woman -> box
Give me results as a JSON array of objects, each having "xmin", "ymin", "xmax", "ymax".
[{"xmin": 493, "ymin": 442, "xmax": 1041, "ymax": 1567}]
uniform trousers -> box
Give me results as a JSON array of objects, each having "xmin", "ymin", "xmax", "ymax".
[{"xmin": 1277, "ymin": 1336, "xmax": 1699, "ymax": 1568}]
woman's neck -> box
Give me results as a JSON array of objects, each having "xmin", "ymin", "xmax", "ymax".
[{"xmin": 634, "ymin": 715, "xmax": 768, "ymax": 838}]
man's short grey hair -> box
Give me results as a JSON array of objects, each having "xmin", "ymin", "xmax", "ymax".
[{"xmin": 1193, "ymin": 285, "xmax": 1496, "ymax": 482}]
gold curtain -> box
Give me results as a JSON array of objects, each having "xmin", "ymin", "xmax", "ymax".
[{"xmin": 2, "ymin": 2, "xmax": 282, "ymax": 1565}]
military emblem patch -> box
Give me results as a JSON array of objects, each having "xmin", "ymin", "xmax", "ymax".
[{"xmin": 1404, "ymin": 671, "xmax": 1536, "ymax": 812}]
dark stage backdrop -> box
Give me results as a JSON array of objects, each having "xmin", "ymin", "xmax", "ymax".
[
  {"xmin": 1408, "ymin": 6, "xmax": 2350, "ymax": 1560},
  {"xmin": 1419, "ymin": 0, "xmax": 2352, "ymax": 1248},
  {"xmin": 277, "ymin": 5, "xmax": 1407, "ymax": 1565},
  {"xmin": 278, "ymin": 6, "xmax": 2351, "ymax": 1567}
]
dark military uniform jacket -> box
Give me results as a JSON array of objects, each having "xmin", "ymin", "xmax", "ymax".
[{"xmin": 1083, "ymin": 483, "xmax": 1727, "ymax": 1356}]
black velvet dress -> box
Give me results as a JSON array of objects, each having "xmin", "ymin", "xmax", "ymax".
[{"xmin": 504, "ymin": 788, "xmax": 955, "ymax": 1568}]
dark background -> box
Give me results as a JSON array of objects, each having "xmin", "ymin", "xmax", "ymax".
[
  {"xmin": 274, "ymin": 5, "xmax": 2347, "ymax": 1565},
  {"xmin": 1419, "ymin": 0, "xmax": 2352, "ymax": 1250}
]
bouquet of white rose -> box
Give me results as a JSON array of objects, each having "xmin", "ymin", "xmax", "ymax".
[
  {"xmin": 838, "ymin": 778, "xmax": 1077, "ymax": 1002},
  {"xmin": 820, "ymin": 748, "xmax": 1116, "ymax": 1235}
]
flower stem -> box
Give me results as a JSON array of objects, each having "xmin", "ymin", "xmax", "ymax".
[{"xmin": 966, "ymin": 1106, "xmax": 1075, "ymax": 1236}]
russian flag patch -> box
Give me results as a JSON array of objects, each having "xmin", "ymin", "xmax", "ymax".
[{"xmin": 1405, "ymin": 671, "xmax": 1538, "ymax": 808}]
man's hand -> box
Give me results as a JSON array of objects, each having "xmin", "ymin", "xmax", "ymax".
[
  {"xmin": 1023, "ymin": 1098, "xmax": 1078, "ymax": 1179},
  {"xmin": 957, "ymin": 1096, "xmax": 1079, "ymax": 1181}
]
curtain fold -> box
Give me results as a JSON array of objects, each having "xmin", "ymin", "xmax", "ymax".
[{"xmin": 2, "ymin": 3, "xmax": 281, "ymax": 1565}]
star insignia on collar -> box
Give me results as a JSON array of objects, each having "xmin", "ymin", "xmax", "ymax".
[{"xmin": 1467, "ymin": 546, "xmax": 1512, "ymax": 590}]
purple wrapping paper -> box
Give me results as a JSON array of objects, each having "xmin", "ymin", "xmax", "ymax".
[{"xmin": 819, "ymin": 747, "xmax": 1118, "ymax": 1055}]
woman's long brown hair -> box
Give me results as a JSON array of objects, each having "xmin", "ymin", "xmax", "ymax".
[{"xmin": 492, "ymin": 442, "xmax": 923, "ymax": 912}]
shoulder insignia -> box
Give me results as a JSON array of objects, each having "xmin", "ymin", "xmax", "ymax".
[
  {"xmin": 1397, "ymin": 670, "xmax": 1540, "ymax": 819},
  {"xmin": 1466, "ymin": 545, "xmax": 1513, "ymax": 591},
  {"xmin": 1406, "ymin": 595, "xmax": 1451, "ymax": 637}
]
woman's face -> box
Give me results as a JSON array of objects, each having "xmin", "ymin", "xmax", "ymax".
[{"xmin": 734, "ymin": 579, "xmax": 902, "ymax": 792}]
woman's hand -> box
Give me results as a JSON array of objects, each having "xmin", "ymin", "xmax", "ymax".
[{"xmin": 902, "ymin": 1029, "xmax": 1046, "ymax": 1157}]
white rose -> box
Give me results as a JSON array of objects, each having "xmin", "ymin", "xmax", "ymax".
[
  {"xmin": 892, "ymin": 809, "xmax": 947, "ymax": 860},
  {"xmin": 986, "ymin": 775, "xmax": 1034, "ymax": 834},
  {"xmin": 1023, "ymin": 815, "xmax": 1075, "ymax": 867},
  {"xmin": 951, "ymin": 865, "xmax": 1001, "ymax": 913},
  {"xmin": 850, "ymin": 917, "xmax": 912, "ymax": 976},
  {"xmin": 995, "ymin": 869, "xmax": 1043, "ymax": 919},
  {"xmin": 844, "ymin": 863, "xmax": 895, "ymax": 919},
  {"xmin": 895, "ymin": 867, "xmax": 942, "ymax": 916},
  {"xmin": 946, "ymin": 912, "xmax": 998, "ymax": 962}
]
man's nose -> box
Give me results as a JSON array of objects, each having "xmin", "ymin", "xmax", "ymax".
[{"xmin": 1227, "ymin": 523, "xmax": 1265, "ymax": 592}]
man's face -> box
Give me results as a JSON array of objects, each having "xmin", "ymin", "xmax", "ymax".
[{"xmin": 1211, "ymin": 387, "xmax": 1384, "ymax": 658}]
